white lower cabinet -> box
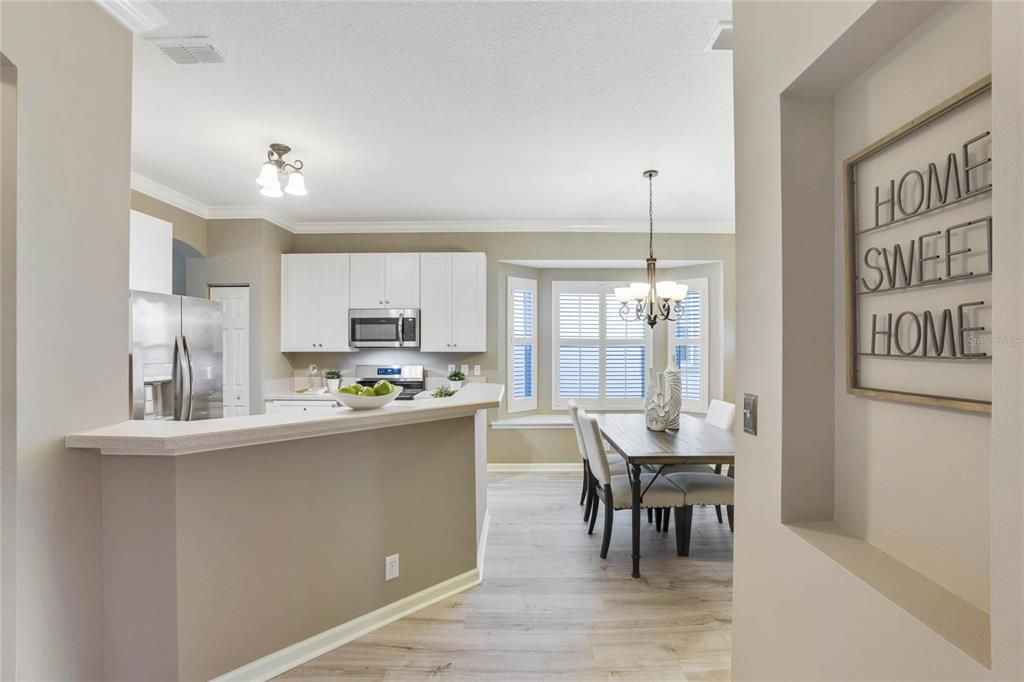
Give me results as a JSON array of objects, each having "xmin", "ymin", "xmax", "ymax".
[
  {"xmin": 420, "ymin": 252, "xmax": 486, "ymax": 352},
  {"xmin": 281, "ymin": 254, "xmax": 352, "ymax": 352}
]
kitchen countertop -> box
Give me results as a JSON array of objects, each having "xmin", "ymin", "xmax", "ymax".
[{"xmin": 67, "ymin": 383, "xmax": 504, "ymax": 457}]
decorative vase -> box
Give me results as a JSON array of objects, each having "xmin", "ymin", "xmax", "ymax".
[
  {"xmin": 663, "ymin": 363, "xmax": 682, "ymax": 430},
  {"xmin": 645, "ymin": 371, "xmax": 670, "ymax": 431},
  {"xmin": 327, "ymin": 378, "xmax": 341, "ymax": 392},
  {"xmin": 448, "ymin": 380, "xmax": 463, "ymax": 390}
]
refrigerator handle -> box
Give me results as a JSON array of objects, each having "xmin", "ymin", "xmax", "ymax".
[
  {"xmin": 175, "ymin": 335, "xmax": 193, "ymax": 421},
  {"xmin": 182, "ymin": 335, "xmax": 195, "ymax": 421}
]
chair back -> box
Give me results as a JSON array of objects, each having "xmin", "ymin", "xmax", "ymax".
[
  {"xmin": 705, "ymin": 399, "xmax": 736, "ymax": 431},
  {"xmin": 579, "ymin": 412, "xmax": 613, "ymax": 485},
  {"xmin": 567, "ymin": 400, "xmax": 587, "ymax": 461}
]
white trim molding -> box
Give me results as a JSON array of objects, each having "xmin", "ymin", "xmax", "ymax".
[
  {"xmin": 488, "ymin": 462, "xmax": 582, "ymax": 473},
  {"xmin": 95, "ymin": 0, "xmax": 166, "ymax": 33},
  {"xmin": 212, "ymin": 568, "xmax": 481, "ymax": 682},
  {"xmin": 131, "ymin": 173, "xmax": 211, "ymax": 219},
  {"xmin": 129, "ymin": 173, "xmax": 736, "ymax": 236},
  {"xmin": 477, "ymin": 509, "xmax": 491, "ymax": 580}
]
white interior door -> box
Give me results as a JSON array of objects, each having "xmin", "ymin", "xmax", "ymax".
[{"xmin": 210, "ymin": 286, "xmax": 250, "ymax": 417}]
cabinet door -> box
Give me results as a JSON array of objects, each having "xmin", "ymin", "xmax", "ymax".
[
  {"xmin": 383, "ymin": 253, "xmax": 420, "ymax": 308},
  {"xmin": 317, "ymin": 254, "xmax": 351, "ymax": 351},
  {"xmin": 450, "ymin": 253, "xmax": 487, "ymax": 351},
  {"xmin": 419, "ymin": 253, "xmax": 452, "ymax": 352},
  {"xmin": 281, "ymin": 254, "xmax": 321, "ymax": 352},
  {"xmin": 349, "ymin": 254, "xmax": 385, "ymax": 308}
]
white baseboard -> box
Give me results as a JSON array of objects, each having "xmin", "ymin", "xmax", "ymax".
[
  {"xmin": 488, "ymin": 462, "xmax": 582, "ymax": 473},
  {"xmin": 477, "ymin": 509, "xmax": 491, "ymax": 580},
  {"xmin": 212, "ymin": 568, "xmax": 481, "ymax": 681}
]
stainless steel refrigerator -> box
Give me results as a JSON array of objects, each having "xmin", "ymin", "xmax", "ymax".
[{"xmin": 130, "ymin": 290, "xmax": 224, "ymax": 421}]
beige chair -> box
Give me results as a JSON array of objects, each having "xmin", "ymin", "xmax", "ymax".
[
  {"xmin": 704, "ymin": 399, "xmax": 736, "ymax": 523},
  {"xmin": 579, "ymin": 412, "xmax": 690, "ymax": 558},
  {"xmin": 664, "ymin": 470, "xmax": 735, "ymax": 553},
  {"xmin": 568, "ymin": 400, "xmax": 626, "ymax": 524}
]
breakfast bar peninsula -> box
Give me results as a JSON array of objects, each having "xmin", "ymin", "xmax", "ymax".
[{"xmin": 67, "ymin": 383, "xmax": 503, "ymax": 682}]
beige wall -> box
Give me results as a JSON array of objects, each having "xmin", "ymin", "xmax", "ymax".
[
  {"xmin": 186, "ymin": 218, "xmax": 294, "ymax": 409},
  {"xmin": 832, "ymin": 1, "xmax": 992, "ymax": 611},
  {"xmin": 732, "ymin": 1, "xmax": 1024, "ymax": 679},
  {"xmin": 0, "ymin": 2, "xmax": 132, "ymax": 680},
  {"xmin": 131, "ymin": 190, "xmax": 208, "ymax": 255},
  {"xmin": 103, "ymin": 418, "xmax": 478, "ymax": 681}
]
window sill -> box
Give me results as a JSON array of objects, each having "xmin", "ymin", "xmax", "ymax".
[{"xmin": 490, "ymin": 415, "xmax": 574, "ymax": 430}]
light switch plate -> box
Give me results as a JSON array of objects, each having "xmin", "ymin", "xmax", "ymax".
[
  {"xmin": 473, "ymin": 365, "xmax": 481, "ymax": 376},
  {"xmin": 743, "ymin": 393, "xmax": 758, "ymax": 435},
  {"xmin": 460, "ymin": 364, "xmax": 469, "ymax": 376}
]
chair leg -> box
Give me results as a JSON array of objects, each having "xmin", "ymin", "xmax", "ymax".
[
  {"xmin": 648, "ymin": 508, "xmax": 653, "ymax": 524},
  {"xmin": 663, "ymin": 508, "xmax": 671, "ymax": 532},
  {"xmin": 655, "ymin": 508, "xmax": 663, "ymax": 532},
  {"xmin": 580, "ymin": 460, "xmax": 589, "ymax": 506},
  {"xmin": 674, "ymin": 507, "xmax": 685, "ymax": 556},
  {"xmin": 600, "ymin": 490, "xmax": 614, "ymax": 559},
  {"xmin": 588, "ymin": 488, "xmax": 600, "ymax": 535},
  {"xmin": 584, "ymin": 471, "xmax": 595, "ymax": 523},
  {"xmin": 727, "ymin": 505, "xmax": 734, "ymax": 532},
  {"xmin": 715, "ymin": 505, "xmax": 723, "ymax": 523},
  {"xmin": 679, "ymin": 506, "xmax": 694, "ymax": 556}
]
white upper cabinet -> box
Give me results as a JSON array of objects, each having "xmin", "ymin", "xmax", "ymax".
[
  {"xmin": 281, "ymin": 253, "xmax": 352, "ymax": 352},
  {"xmin": 349, "ymin": 253, "xmax": 420, "ymax": 308},
  {"xmin": 419, "ymin": 252, "xmax": 486, "ymax": 352}
]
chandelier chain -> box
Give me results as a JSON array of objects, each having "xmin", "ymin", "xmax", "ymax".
[{"xmin": 648, "ymin": 173, "xmax": 654, "ymax": 259}]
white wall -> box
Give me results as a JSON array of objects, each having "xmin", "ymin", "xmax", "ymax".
[
  {"xmin": 0, "ymin": 3, "xmax": 132, "ymax": 680},
  {"xmin": 733, "ymin": 0, "xmax": 1024, "ymax": 679}
]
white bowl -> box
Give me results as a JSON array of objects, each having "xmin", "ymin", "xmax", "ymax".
[{"xmin": 336, "ymin": 388, "xmax": 401, "ymax": 410}]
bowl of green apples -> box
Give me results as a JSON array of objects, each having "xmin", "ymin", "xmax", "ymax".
[{"xmin": 336, "ymin": 379, "xmax": 401, "ymax": 409}]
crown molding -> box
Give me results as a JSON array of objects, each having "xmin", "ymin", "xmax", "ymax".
[
  {"xmin": 129, "ymin": 173, "xmax": 735, "ymax": 235},
  {"xmin": 95, "ymin": 0, "xmax": 166, "ymax": 34},
  {"xmin": 131, "ymin": 173, "xmax": 211, "ymax": 219},
  {"xmin": 289, "ymin": 219, "xmax": 735, "ymax": 235},
  {"xmin": 206, "ymin": 205, "xmax": 299, "ymax": 233}
]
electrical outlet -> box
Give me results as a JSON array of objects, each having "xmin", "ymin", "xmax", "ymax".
[
  {"xmin": 447, "ymin": 364, "xmax": 456, "ymax": 374},
  {"xmin": 385, "ymin": 553, "xmax": 399, "ymax": 581},
  {"xmin": 473, "ymin": 365, "xmax": 481, "ymax": 376},
  {"xmin": 460, "ymin": 364, "xmax": 469, "ymax": 377}
]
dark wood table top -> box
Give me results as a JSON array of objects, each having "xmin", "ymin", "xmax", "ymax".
[{"xmin": 595, "ymin": 412, "xmax": 735, "ymax": 466}]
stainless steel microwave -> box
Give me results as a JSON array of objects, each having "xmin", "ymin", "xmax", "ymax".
[{"xmin": 349, "ymin": 309, "xmax": 420, "ymax": 348}]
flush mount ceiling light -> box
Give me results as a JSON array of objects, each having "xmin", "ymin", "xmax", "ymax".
[
  {"xmin": 256, "ymin": 143, "xmax": 307, "ymax": 198},
  {"xmin": 614, "ymin": 170, "xmax": 688, "ymax": 328}
]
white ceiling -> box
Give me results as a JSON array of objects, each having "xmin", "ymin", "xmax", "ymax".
[{"xmin": 132, "ymin": 1, "xmax": 734, "ymax": 231}]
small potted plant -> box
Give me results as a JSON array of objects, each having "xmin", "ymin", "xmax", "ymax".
[
  {"xmin": 324, "ymin": 369, "xmax": 342, "ymax": 392},
  {"xmin": 447, "ymin": 369, "xmax": 466, "ymax": 390}
]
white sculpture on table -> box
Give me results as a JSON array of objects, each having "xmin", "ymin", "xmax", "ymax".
[{"xmin": 645, "ymin": 371, "xmax": 670, "ymax": 431}]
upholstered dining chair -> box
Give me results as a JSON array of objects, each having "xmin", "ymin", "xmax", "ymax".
[
  {"xmin": 704, "ymin": 399, "xmax": 736, "ymax": 523},
  {"xmin": 579, "ymin": 412, "xmax": 690, "ymax": 558},
  {"xmin": 664, "ymin": 470, "xmax": 735, "ymax": 554},
  {"xmin": 568, "ymin": 400, "xmax": 626, "ymax": 524}
]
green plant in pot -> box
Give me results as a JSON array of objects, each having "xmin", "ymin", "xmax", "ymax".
[
  {"xmin": 324, "ymin": 369, "xmax": 342, "ymax": 392},
  {"xmin": 447, "ymin": 369, "xmax": 466, "ymax": 390}
]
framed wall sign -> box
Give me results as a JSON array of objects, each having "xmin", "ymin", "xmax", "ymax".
[{"xmin": 843, "ymin": 75, "xmax": 992, "ymax": 414}]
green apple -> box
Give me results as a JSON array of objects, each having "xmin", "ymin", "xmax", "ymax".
[
  {"xmin": 339, "ymin": 385, "xmax": 358, "ymax": 395},
  {"xmin": 359, "ymin": 386, "xmax": 377, "ymax": 397},
  {"xmin": 373, "ymin": 380, "xmax": 394, "ymax": 396}
]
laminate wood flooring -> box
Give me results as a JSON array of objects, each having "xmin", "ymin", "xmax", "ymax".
[{"xmin": 279, "ymin": 473, "xmax": 733, "ymax": 681}]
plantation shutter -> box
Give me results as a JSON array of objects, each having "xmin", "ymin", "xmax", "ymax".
[
  {"xmin": 507, "ymin": 277, "xmax": 537, "ymax": 412},
  {"xmin": 668, "ymin": 278, "xmax": 708, "ymax": 412}
]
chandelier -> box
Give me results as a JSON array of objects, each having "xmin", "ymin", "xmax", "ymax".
[
  {"xmin": 255, "ymin": 143, "xmax": 307, "ymax": 198},
  {"xmin": 614, "ymin": 170, "xmax": 687, "ymax": 328}
]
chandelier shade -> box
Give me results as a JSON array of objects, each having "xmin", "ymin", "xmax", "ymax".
[{"xmin": 255, "ymin": 143, "xmax": 307, "ymax": 198}]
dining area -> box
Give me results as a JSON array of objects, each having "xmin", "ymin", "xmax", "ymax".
[{"xmin": 568, "ymin": 400, "xmax": 737, "ymax": 578}]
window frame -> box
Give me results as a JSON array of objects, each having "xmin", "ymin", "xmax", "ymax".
[
  {"xmin": 551, "ymin": 280, "xmax": 653, "ymax": 411},
  {"xmin": 506, "ymin": 276, "xmax": 538, "ymax": 413},
  {"xmin": 665, "ymin": 276, "xmax": 709, "ymax": 413}
]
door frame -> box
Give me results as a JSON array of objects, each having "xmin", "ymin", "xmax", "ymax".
[{"xmin": 209, "ymin": 285, "xmax": 252, "ymax": 416}]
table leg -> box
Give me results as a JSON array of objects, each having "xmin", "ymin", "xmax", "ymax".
[{"xmin": 631, "ymin": 462, "xmax": 642, "ymax": 578}]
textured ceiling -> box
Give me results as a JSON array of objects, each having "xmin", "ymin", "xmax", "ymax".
[{"xmin": 132, "ymin": 1, "xmax": 734, "ymax": 227}]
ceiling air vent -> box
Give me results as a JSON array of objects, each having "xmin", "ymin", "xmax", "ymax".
[
  {"xmin": 148, "ymin": 37, "xmax": 225, "ymax": 65},
  {"xmin": 704, "ymin": 21, "xmax": 733, "ymax": 52}
]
